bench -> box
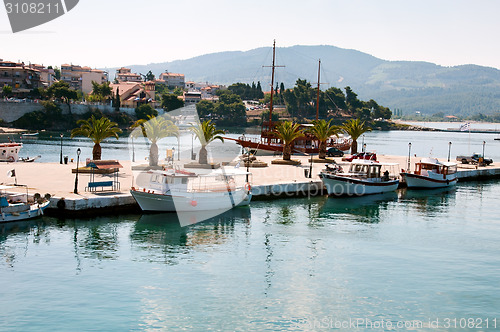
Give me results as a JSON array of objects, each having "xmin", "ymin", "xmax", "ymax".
[{"xmin": 85, "ymin": 181, "xmax": 120, "ymax": 192}]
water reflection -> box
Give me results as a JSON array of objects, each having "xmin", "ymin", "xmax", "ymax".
[
  {"xmin": 398, "ymin": 187, "xmax": 456, "ymax": 215},
  {"xmin": 319, "ymin": 192, "xmax": 398, "ymax": 223},
  {"xmin": 130, "ymin": 207, "xmax": 251, "ymax": 264}
]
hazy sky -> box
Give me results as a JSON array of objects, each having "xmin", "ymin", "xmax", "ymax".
[{"xmin": 1, "ymin": 0, "xmax": 499, "ymax": 70}]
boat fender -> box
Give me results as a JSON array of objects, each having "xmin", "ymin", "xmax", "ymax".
[
  {"xmin": 56, "ymin": 198, "xmax": 66, "ymax": 209},
  {"xmin": 191, "ymin": 200, "xmax": 197, "ymax": 207},
  {"xmin": 245, "ymin": 183, "xmax": 252, "ymax": 192},
  {"xmin": 446, "ymin": 180, "xmax": 449, "ymax": 185}
]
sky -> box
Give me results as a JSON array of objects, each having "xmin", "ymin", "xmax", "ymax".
[{"xmin": 1, "ymin": 0, "xmax": 500, "ymax": 70}]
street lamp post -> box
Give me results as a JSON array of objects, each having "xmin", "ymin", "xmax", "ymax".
[
  {"xmin": 407, "ymin": 142, "xmax": 412, "ymax": 172},
  {"xmin": 131, "ymin": 137, "xmax": 135, "ymax": 162},
  {"xmin": 363, "ymin": 143, "xmax": 367, "ymax": 154},
  {"xmin": 309, "ymin": 151, "xmax": 313, "ymax": 179},
  {"xmin": 172, "ymin": 147, "xmax": 175, "ymax": 162},
  {"xmin": 74, "ymin": 148, "xmax": 81, "ymax": 194},
  {"xmin": 482, "ymin": 141, "xmax": 486, "ymax": 166},
  {"xmin": 191, "ymin": 132, "xmax": 195, "ymax": 160},
  {"xmin": 448, "ymin": 142, "xmax": 452, "ymax": 162},
  {"xmin": 178, "ymin": 136, "xmax": 180, "ymax": 161},
  {"xmin": 59, "ymin": 133, "xmax": 63, "ymax": 164},
  {"xmin": 361, "ymin": 135, "xmax": 365, "ymax": 151}
]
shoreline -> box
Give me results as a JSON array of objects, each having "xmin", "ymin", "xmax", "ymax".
[{"xmin": 1, "ymin": 154, "xmax": 499, "ymax": 217}]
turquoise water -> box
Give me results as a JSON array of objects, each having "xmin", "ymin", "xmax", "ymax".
[
  {"xmin": 1, "ymin": 181, "xmax": 500, "ymax": 331},
  {"xmin": 1, "ymin": 130, "xmax": 500, "ymax": 331}
]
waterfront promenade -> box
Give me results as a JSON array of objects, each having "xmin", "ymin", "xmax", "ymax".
[{"xmin": 0, "ymin": 154, "xmax": 498, "ymax": 215}]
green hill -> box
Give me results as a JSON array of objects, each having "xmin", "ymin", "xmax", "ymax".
[{"xmin": 103, "ymin": 45, "xmax": 500, "ymax": 116}]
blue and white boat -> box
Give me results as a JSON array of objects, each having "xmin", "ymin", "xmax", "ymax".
[{"xmin": 0, "ymin": 185, "xmax": 49, "ymax": 223}]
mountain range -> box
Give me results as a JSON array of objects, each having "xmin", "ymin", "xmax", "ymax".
[{"xmin": 103, "ymin": 45, "xmax": 500, "ymax": 116}]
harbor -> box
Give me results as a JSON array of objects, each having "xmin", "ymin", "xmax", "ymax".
[{"xmin": 1, "ymin": 151, "xmax": 499, "ymax": 216}]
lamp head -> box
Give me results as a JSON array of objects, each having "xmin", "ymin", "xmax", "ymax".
[{"xmin": 77, "ymin": 148, "xmax": 81, "ymax": 156}]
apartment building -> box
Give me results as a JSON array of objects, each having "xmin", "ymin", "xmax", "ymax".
[
  {"xmin": 0, "ymin": 59, "xmax": 42, "ymax": 96},
  {"xmin": 116, "ymin": 67, "xmax": 142, "ymax": 83},
  {"xmin": 60, "ymin": 64, "xmax": 108, "ymax": 94},
  {"xmin": 157, "ymin": 71, "xmax": 185, "ymax": 89}
]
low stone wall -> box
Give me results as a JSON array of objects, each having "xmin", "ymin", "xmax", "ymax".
[
  {"xmin": 457, "ymin": 167, "xmax": 500, "ymax": 181},
  {"xmin": 0, "ymin": 101, "xmax": 138, "ymax": 122}
]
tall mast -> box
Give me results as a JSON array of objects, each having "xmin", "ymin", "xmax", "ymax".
[
  {"xmin": 269, "ymin": 40, "xmax": 276, "ymax": 126},
  {"xmin": 263, "ymin": 40, "xmax": 284, "ymax": 127},
  {"xmin": 316, "ymin": 59, "xmax": 321, "ymax": 120}
]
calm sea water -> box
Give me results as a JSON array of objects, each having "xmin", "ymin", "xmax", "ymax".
[{"xmin": 1, "ymin": 129, "xmax": 500, "ymax": 331}]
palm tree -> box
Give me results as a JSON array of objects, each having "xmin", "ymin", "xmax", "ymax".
[
  {"xmin": 71, "ymin": 115, "xmax": 122, "ymax": 160},
  {"xmin": 190, "ymin": 120, "xmax": 225, "ymax": 164},
  {"xmin": 273, "ymin": 121, "xmax": 304, "ymax": 161},
  {"xmin": 308, "ymin": 119, "xmax": 340, "ymax": 159},
  {"xmin": 341, "ymin": 118, "xmax": 371, "ymax": 154},
  {"xmin": 139, "ymin": 115, "xmax": 179, "ymax": 166}
]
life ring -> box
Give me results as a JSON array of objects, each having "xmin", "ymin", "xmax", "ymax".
[
  {"xmin": 244, "ymin": 183, "xmax": 252, "ymax": 192},
  {"xmin": 7, "ymin": 156, "xmax": 15, "ymax": 162}
]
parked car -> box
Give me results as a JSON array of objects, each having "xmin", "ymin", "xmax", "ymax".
[
  {"xmin": 344, "ymin": 152, "xmax": 377, "ymax": 162},
  {"xmin": 456, "ymin": 153, "xmax": 493, "ymax": 165},
  {"xmin": 326, "ymin": 147, "xmax": 344, "ymax": 157}
]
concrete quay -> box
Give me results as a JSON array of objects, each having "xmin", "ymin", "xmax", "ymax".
[{"xmin": 0, "ymin": 155, "xmax": 498, "ymax": 216}]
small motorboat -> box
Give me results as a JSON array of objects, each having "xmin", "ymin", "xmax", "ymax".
[
  {"xmin": 131, "ymin": 167, "xmax": 252, "ymax": 213},
  {"xmin": 19, "ymin": 155, "xmax": 41, "ymax": 162},
  {"xmin": 319, "ymin": 160, "xmax": 399, "ymax": 196},
  {"xmin": 20, "ymin": 132, "xmax": 39, "ymax": 140},
  {"xmin": 400, "ymin": 157, "xmax": 458, "ymax": 188},
  {"xmin": 0, "ymin": 185, "xmax": 50, "ymax": 223}
]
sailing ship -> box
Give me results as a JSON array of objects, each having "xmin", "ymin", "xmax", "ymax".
[{"xmin": 225, "ymin": 41, "xmax": 352, "ymax": 156}]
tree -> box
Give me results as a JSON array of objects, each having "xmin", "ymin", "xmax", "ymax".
[
  {"xmin": 308, "ymin": 119, "xmax": 341, "ymax": 159},
  {"xmin": 138, "ymin": 115, "xmax": 179, "ymax": 166},
  {"xmin": 256, "ymin": 81, "xmax": 264, "ymax": 99},
  {"xmin": 135, "ymin": 104, "xmax": 158, "ymax": 120},
  {"xmin": 91, "ymin": 81, "xmax": 112, "ymax": 102},
  {"xmin": 344, "ymin": 86, "xmax": 362, "ymax": 113},
  {"xmin": 196, "ymin": 100, "xmax": 215, "ymax": 119},
  {"xmin": 71, "ymin": 115, "xmax": 122, "ymax": 160},
  {"xmin": 190, "ymin": 120, "xmax": 225, "ymax": 164},
  {"xmin": 112, "ymin": 87, "xmax": 121, "ymax": 111},
  {"xmin": 53, "ymin": 67, "xmax": 61, "ymax": 80},
  {"xmin": 273, "ymin": 121, "xmax": 304, "ymax": 161},
  {"xmin": 2, "ymin": 85, "xmax": 12, "ymax": 98},
  {"xmin": 161, "ymin": 93, "xmax": 184, "ymax": 112},
  {"xmin": 341, "ymin": 118, "xmax": 371, "ymax": 154},
  {"xmin": 283, "ymin": 79, "xmax": 315, "ymax": 119},
  {"xmin": 145, "ymin": 70, "xmax": 155, "ymax": 81},
  {"xmin": 47, "ymin": 81, "xmax": 78, "ymax": 114}
]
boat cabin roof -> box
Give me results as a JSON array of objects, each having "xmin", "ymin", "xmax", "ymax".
[
  {"xmin": 350, "ymin": 160, "xmax": 398, "ymax": 167},
  {"xmin": 418, "ymin": 157, "xmax": 456, "ymax": 167}
]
